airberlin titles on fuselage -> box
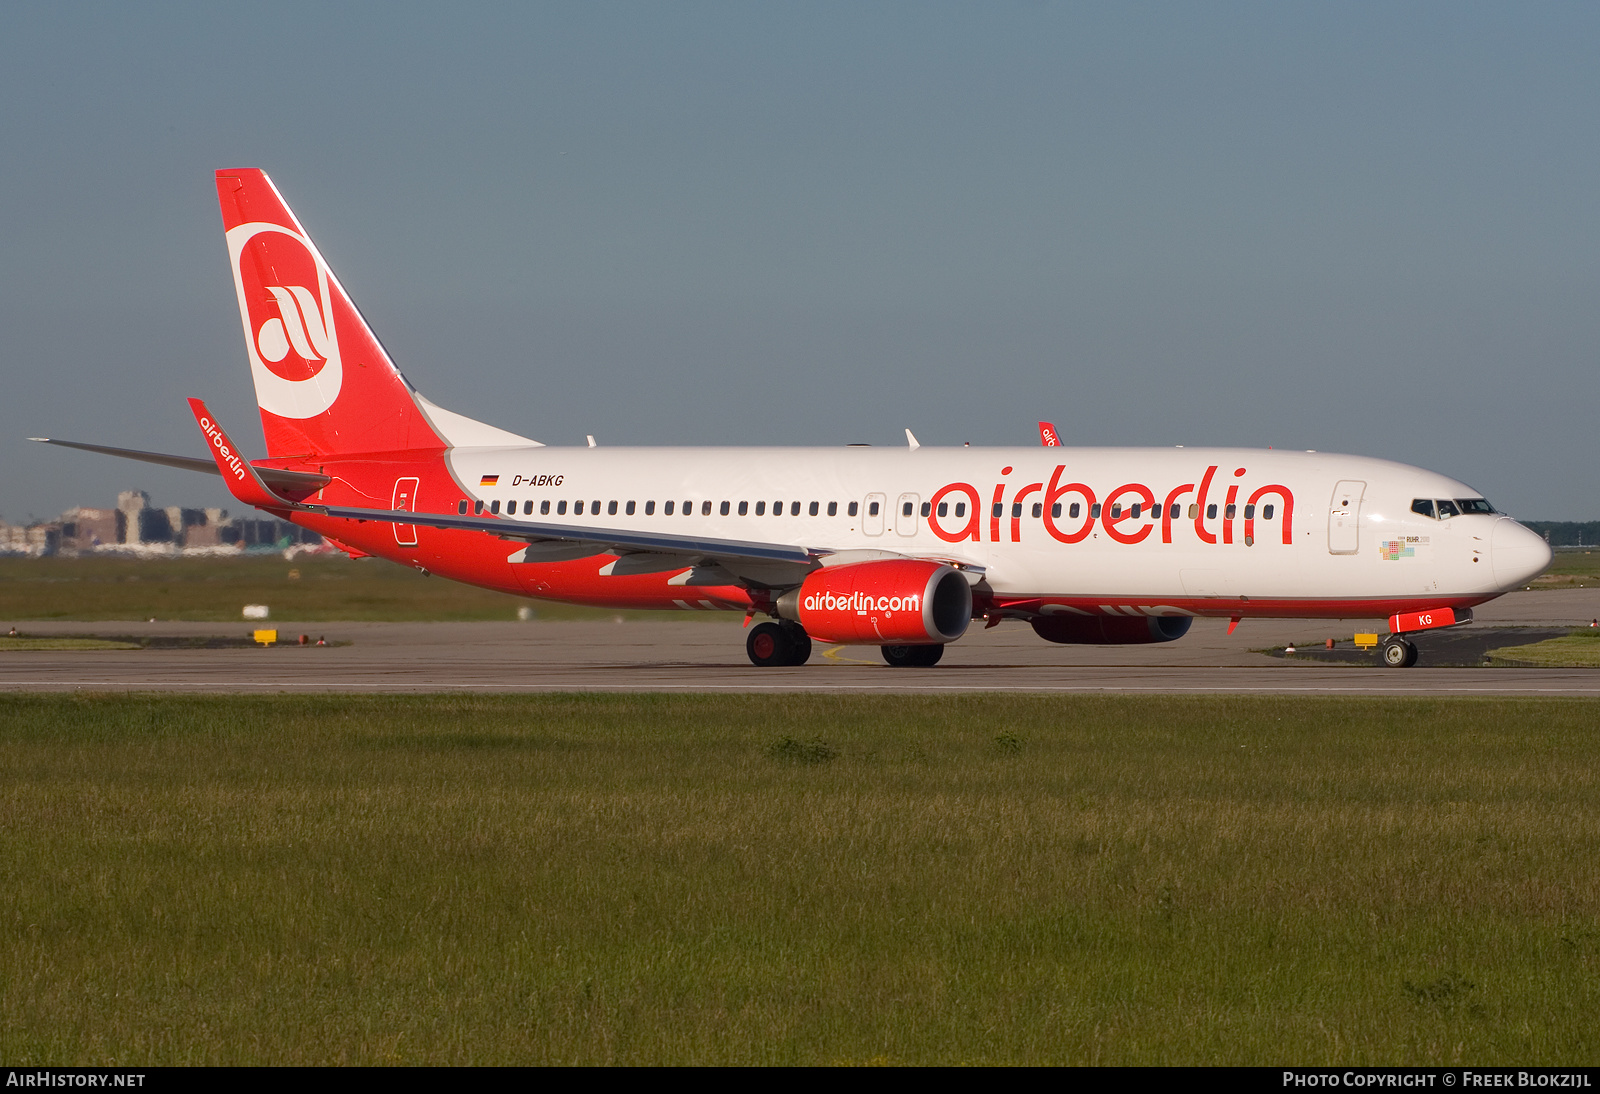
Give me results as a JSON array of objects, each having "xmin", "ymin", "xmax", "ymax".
[{"xmin": 476, "ymin": 462, "xmax": 1292, "ymax": 549}]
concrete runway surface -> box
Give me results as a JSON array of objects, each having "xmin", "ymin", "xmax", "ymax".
[{"xmin": 4, "ymin": 590, "xmax": 1600, "ymax": 696}]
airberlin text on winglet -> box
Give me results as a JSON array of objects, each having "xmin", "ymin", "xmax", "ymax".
[{"xmin": 196, "ymin": 414, "xmax": 248, "ymax": 483}]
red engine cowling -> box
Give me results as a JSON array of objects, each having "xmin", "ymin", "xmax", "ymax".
[
  {"xmin": 1030, "ymin": 614, "xmax": 1193, "ymax": 644},
  {"xmin": 785, "ymin": 560, "xmax": 973, "ymax": 645}
]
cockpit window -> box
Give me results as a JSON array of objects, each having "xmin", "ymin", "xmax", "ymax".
[
  {"xmin": 1455, "ymin": 498, "xmax": 1495, "ymax": 515},
  {"xmin": 1411, "ymin": 499, "xmax": 1434, "ymax": 518},
  {"xmin": 1436, "ymin": 499, "xmax": 1461, "ymax": 518}
]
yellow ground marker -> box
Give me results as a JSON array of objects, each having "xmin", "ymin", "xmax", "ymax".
[{"xmin": 253, "ymin": 629, "xmax": 278, "ymax": 646}]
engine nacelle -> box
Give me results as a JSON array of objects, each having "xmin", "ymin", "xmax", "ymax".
[
  {"xmin": 1030, "ymin": 614, "xmax": 1192, "ymax": 645},
  {"xmin": 779, "ymin": 559, "xmax": 972, "ymax": 645}
]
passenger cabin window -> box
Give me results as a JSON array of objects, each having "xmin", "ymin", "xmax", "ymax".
[
  {"xmin": 557, "ymin": 500, "xmax": 567, "ymax": 515},
  {"xmin": 574, "ymin": 500, "xmax": 584, "ymax": 516},
  {"xmin": 1011, "ymin": 503, "xmax": 1022, "ymax": 518},
  {"xmin": 1244, "ymin": 504, "xmax": 1255, "ymax": 519},
  {"xmin": 827, "ymin": 502, "xmax": 838, "ymax": 516},
  {"xmin": 1411, "ymin": 499, "xmax": 1435, "ymax": 518},
  {"xmin": 458, "ymin": 500, "xmax": 468, "ymax": 515},
  {"xmin": 701, "ymin": 501, "xmax": 712, "ymax": 516},
  {"xmin": 524, "ymin": 501, "xmax": 534, "ymax": 515},
  {"xmin": 1090, "ymin": 504, "xmax": 1102, "ymax": 518},
  {"xmin": 626, "ymin": 501, "xmax": 636, "ymax": 515},
  {"xmin": 1436, "ymin": 500, "xmax": 1461, "ymax": 518},
  {"xmin": 663, "ymin": 501, "xmax": 674, "ymax": 515},
  {"xmin": 608, "ymin": 500, "xmax": 618, "ymax": 516},
  {"xmin": 993, "ymin": 503, "xmax": 1004, "ymax": 519},
  {"xmin": 1225, "ymin": 504, "xmax": 1236, "ymax": 519},
  {"xmin": 1263, "ymin": 504, "xmax": 1275, "ymax": 520},
  {"xmin": 474, "ymin": 500, "xmax": 485, "ymax": 515},
  {"xmin": 868, "ymin": 501, "xmax": 880, "ymax": 517},
  {"xmin": 541, "ymin": 500, "xmax": 550, "ymax": 515},
  {"xmin": 1206, "ymin": 504, "xmax": 1217, "ymax": 519},
  {"xmin": 593, "ymin": 499, "xmax": 601, "ymax": 514},
  {"xmin": 921, "ymin": 502, "xmax": 931, "ymax": 517},
  {"xmin": 489, "ymin": 500, "xmax": 500, "ymax": 515},
  {"xmin": 1032, "ymin": 503, "xmax": 1043, "ymax": 518},
  {"xmin": 1050, "ymin": 503, "xmax": 1061, "ymax": 518},
  {"xmin": 938, "ymin": 502, "xmax": 949, "ymax": 517},
  {"xmin": 954, "ymin": 502, "xmax": 965, "ymax": 517},
  {"xmin": 1188, "ymin": 504, "xmax": 1199, "ymax": 519},
  {"xmin": 1069, "ymin": 503, "xmax": 1080, "ymax": 518},
  {"xmin": 849, "ymin": 502, "xmax": 859, "ymax": 517},
  {"xmin": 905, "ymin": 502, "xmax": 916, "ymax": 517},
  {"xmin": 682, "ymin": 500, "xmax": 692, "ymax": 515},
  {"xmin": 1110, "ymin": 504, "xmax": 1121, "ymax": 518},
  {"xmin": 1130, "ymin": 503, "xmax": 1140, "ymax": 519},
  {"xmin": 756, "ymin": 501, "xmax": 766, "ymax": 516},
  {"xmin": 772, "ymin": 500, "xmax": 782, "ymax": 515},
  {"xmin": 645, "ymin": 500, "xmax": 655, "ymax": 515},
  {"xmin": 739, "ymin": 501, "xmax": 749, "ymax": 515},
  {"xmin": 791, "ymin": 501, "xmax": 800, "ymax": 516},
  {"xmin": 720, "ymin": 501, "xmax": 730, "ymax": 516},
  {"xmin": 811, "ymin": 501, "xmax": 820, "ymax": 516}
]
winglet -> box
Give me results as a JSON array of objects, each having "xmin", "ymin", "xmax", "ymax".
[
  {"xmin": 905, "ymin": 428, "xmax": 921, "ymax": 450},
  {"xmin": 186, "ymin": 398, "xmax": 294, "ymax": 511},
  {"xmin": 1038, "ymin": 421, "xmax": 1061, "ymax": 447}
]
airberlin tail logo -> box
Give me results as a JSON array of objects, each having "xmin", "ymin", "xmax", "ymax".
[
  {"xmin": 226, "ymin": 221, "xmax": 343, "ymax": 420},
  {"xmin": 257, "ymin": 285, "xmax": 333, "ymax": 366}
]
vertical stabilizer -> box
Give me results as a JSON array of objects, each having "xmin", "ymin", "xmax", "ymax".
[{"xmin": 216, "ymin": 169, "xmax": 537, "ymax": 456}]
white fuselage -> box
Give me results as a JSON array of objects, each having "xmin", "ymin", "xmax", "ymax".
[{"xmin": 438, "ymin": 444, "xmax": 1551, "ymax": 616}]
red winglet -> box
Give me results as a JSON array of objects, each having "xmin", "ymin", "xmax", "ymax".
[
  {"xmin": 1038, "ymin": 421, "xmax": 1061, "ymax": 447},
  {"xmin": 186, "ymin": 398, "xmax": 292, "ymax": 511}
]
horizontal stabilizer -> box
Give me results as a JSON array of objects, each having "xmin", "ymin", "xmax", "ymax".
[{"xmin": 31, "ymin": 437, "xmax": 330, "ymax": 493}]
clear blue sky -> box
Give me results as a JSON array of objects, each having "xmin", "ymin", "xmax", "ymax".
[{"xmin": 3, "ymin": 2, "xmax": 1597, "ymax": 520}]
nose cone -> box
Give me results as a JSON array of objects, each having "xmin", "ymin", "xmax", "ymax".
[{"xmin": 1492, "ymin": 518, "xmax": 1553, "ymax": 590}]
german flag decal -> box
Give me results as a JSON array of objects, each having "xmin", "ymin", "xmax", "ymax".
[{"xmin": 479, "ymin": 474, "xmax": 500, "ymax": 487}]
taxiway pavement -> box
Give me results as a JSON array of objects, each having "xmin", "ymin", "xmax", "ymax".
[{"xmin": 4, "ymin": 589, "xmax": 1599, "ymax": 695}]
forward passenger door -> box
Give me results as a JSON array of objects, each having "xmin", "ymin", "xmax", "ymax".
[{"xmin": 1328, "ymin": 480, "xmax": 1365, "ymax": 555}]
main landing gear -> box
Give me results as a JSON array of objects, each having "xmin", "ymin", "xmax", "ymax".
[
  {"xmin": 746, "ymin": 621, "xmax": 813, "ymax": 667},
  {"xmin": 880, "ymin": 644, "xmax": 944, "ymax": 668},
  {"xmin": 1381, "ymin": 635, "xmax": 1419, "ymax": 668},
  {"xmin": 744, "ymin": 623, "xmax": 948, "ymax": 668}
]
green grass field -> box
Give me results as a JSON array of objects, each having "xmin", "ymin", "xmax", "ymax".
[
  {"xmin": 0, "ymin": 555, "xmax": 728, "ymax": 623},
  {"xmin": 1489, "ymin": 630, "xmax": 1600, "ymax": 667},
  {"xmin": 1532, "ymin": 551, "xmax": 1600, "ymax": 589},
  {"xmin": 2, "ymin": 694, "xmax": 1597, "ymax": 1065}
]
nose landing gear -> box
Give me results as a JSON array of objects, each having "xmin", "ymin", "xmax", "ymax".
[{"xmin": 1381, "ymin": 635, "xmax": 1419, "ymax": 668}]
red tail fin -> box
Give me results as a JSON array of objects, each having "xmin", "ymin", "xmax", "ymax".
[
  {"xmin": 1038, "ymin": 421, "xmax": 1061, "ymax": 447},
  {"xmin": 216, "ymin": 170, "xmax": 537, "ymax": 458},
  {"xmin": 216, "ymin": 169, "xmax": 440, "ymax": 457}
]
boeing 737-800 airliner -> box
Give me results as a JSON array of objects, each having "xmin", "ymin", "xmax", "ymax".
[{"xmin": 36, "ymin": 170, "xmax": 1553, "ymax": 668}]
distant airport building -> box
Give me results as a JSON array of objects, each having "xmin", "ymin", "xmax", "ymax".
[{"xmin": 0, "ymin": 489, "xmax": 323, "ymax": 557}]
